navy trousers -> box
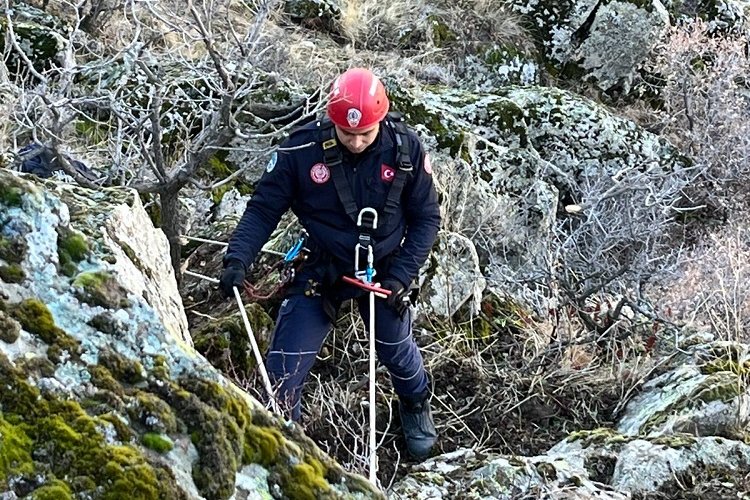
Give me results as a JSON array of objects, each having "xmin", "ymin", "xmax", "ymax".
[{"xmin": 265, "ymin": 290, "xmax": 429, "ymax": 421}]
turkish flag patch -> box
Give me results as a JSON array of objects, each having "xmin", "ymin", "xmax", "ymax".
[{"xmin": 381, "ymin": 164, "xmax": 395, "ymax": 182}]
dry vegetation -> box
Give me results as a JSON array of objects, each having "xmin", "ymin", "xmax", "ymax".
[{"xmin": 3, "ymin": 0, "xmax": 750, "ymax": 495}]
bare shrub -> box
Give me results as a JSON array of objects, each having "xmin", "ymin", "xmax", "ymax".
[
  {"xmin": 1, "ymin": 0, "xmax": 320, "ymax": 274},
  {"xmin": 644, "ymin": 18, "xmax": 750, "ymax": 214},
  {"xmin": 429, "ymin": 0, "xmax": 534, "ymax": 54},
  {"xmin": 651, "ymin": 213, "xmax": 750, "ymax": 343},
  {"xmin": 336, "ymin": 0, "xmax": 429, "ymax": 50}
]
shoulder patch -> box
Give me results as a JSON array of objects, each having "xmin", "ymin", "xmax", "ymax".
[
  {"xmin": 266, "ymin": 151, "xmax": 277, "ymax": 173},
  {"xmin": 423, "ymin": 153, "xmax": 433, "ymax": 175},
  {"xmin": 310, "ymin": 163, "xmax": 330, "ymax": 184}
]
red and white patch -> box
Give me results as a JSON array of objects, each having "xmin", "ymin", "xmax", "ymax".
[
  {"xmin": 423, "ymin": 153, "xmax": 433, "ymax": 175},
  {"xmin": 381, "ymin": 164, "xmax": 395, "ymax": 182},
  {"xmin": 310, "ymin": 163, "xmax": 330, "ymax": 184}
]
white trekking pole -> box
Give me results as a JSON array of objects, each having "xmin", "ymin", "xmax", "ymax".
[
  {"xmin": 183, "ymin": 270, "xmax": 281, "ymax": 415},
  {"xmin": 233, "ymin": 286, "xmax": 282, "ymax": 415}
]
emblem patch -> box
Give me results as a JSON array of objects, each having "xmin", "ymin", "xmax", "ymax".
[
  {"xmin": 266, "ymin": 151, "xmax": 277, "ymax": 173},
  {"xmin": 381, "ymin": 164, "xmax": 395, "ymax": 182},
  {"xmin": 310, "ymin": 163, "xmax": 330, "ymax": 184},
  {"xmin": 346, "ymin": 108, "xmax": 362, "ymax": 128},
  {"xmin": 423, "ymin": 153, "xmax": 433, "ymax": 175}
]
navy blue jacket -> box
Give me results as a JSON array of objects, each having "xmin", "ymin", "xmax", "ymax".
[{"xmin": 225, "ymin": 118, "xmax": 441, "ymax": 288}]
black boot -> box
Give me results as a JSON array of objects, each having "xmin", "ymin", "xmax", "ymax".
[{"xmin": 399, "ymin": 392, "xmax": 437, "ymax": 459}]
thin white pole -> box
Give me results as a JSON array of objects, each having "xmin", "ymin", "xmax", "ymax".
[
  {"xmin": 368, "ymin": 290, "xmax": 378, "ymax": 486},
  {"xmin": 184, "ymin": 270, "xmax": 219, "ymax": 283},
  {"xmin": 233, "ymin": 286, "xmax": 281, "ymax": 415}
]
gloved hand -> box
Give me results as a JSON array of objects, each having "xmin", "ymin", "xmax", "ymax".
[
  {"xmin": 219, "ymin": 260, "xmax": 246, "ymax": 298},
  {"xmin": 380, "ymin": 278, "xmax": 409, "ymax": 314}
]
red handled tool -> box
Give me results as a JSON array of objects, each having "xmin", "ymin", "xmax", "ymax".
[{"xmin": 342, "ymin": 275, "xmax": 392, "ymax": 299}]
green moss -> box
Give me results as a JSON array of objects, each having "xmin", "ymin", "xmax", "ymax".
[
  {"xmin": 0, "ymin": 263, "xmax": 25, "ymax": 283},
  {"xmin": 16, "ymin": 355, "xmax": 56, "ymax": 378},
  {"xmin": 567, "ymin": 427, "xmax": 630, "ymax": 448},
  {"xmin": 202, "ymin": 154, "xmax": 253, "ymax": 205},
  {"xmin": 89, "ymin": 364, "xmax": 124, "ymax": 395},
  {"xmin": 0, "ymin": 352, "xmax": 50, "ymax": 419},
  {"xmin": 57, "ymin": 230, "xmax": 89, "ymax": 276},
  {"xmin": 151, "ymin": 355, "xmax": 170, "ymax": 380},
  {"xmin": 73, "ymin": 271, "xmax": 131, "ymax": 309},
  {"xmin": 695, "ymin": 372, "xmax": 744, "ymax": 403},
  {"xmin": 98, "ymin": 412, "xmax": 133, "ymax": 443},
  {"xmin": 141, "ymin": 433, "xmax": 174, "ymax": 453},
  {"xmin": 132, "ymin": 391, "xmax": 178, "ymax": 434},
  {"xmin": 0, "ymin": 184, "xmax": 23, "ymax": 207},
  {"xmin": 244, "ymin": 424, "xmax": 283, "ymax": 466},
  {"xmin": 150, "ymin": 379, "xmax": 246, "ymax": 499},
  {"xmin": 98, "ymin": 349, "xmax": 145, "ymax": 385},
  {"xmin": 650, "ymin": 433, "xmax": 697, "ymax": 449},
  {"xmin": 30, "ymin": 480, "xmax": 73, "ymax": 500},
  {"xmin": 487, "ymin": 99, "xmax": 529, "ymax": 146},
  {"xmin": 279, "ymin": 459, "xmax": 330, "ymax": 500},
  {"xmin": 0, "ymin": 348, "xmax": 185, "ymax": 496},
  {"xmin": 0, "ymin": 415, "xmax": 34, "ymax": 482},
  {"xmin": 9, "ymin": 299, "xmax": 81, "ymax": 359},
  {"xmin": 0, "ymin": 311, "xmax": 21, "ymax": 343}
]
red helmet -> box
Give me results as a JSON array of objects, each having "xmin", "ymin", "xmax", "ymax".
[{"xmin": 327, "ymin": 68, "xmax": 389, "ymax": 131}]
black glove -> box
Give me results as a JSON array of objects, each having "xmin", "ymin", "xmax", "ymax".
[
  {"xmin": 219, "ymin": 260, "xmax": 246, "ymax": 298},
  {"xmin": 380, "ymin": 278, "xmax": 409, "ymax": 314}
]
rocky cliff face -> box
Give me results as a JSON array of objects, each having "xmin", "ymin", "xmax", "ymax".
[{"xmin": 0, "ymin": 169, "xmax": 382, "ymax": 499}]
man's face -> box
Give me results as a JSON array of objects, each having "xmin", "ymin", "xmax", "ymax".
[{"xmin": 334, "ymin": 123, "xmax": 380, "ymax": 154}]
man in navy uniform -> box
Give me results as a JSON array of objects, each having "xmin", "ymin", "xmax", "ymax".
[{"xmin": 220, "ymin": 67, "xmax": 440, "ymax": 459}]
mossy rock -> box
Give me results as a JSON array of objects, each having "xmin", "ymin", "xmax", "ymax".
[
  {"xmin": 0, "ymin": 311, "xmax": 21, "ymax": 343},
  {"xmin": 131, "ymin": 391, "xmax": 179, "ymax": 434},
  {"xmin": 8, "ymin": 298, "xmax": 81, "ymax": 359},
  {"xmin": 29, "ymin": 480, "xmax": 73, "ymax": 500},
  {"xmin": 0, "ymin": 183, "xmax": 24, "ymax": 207},
  {"xmin": 57, "ymin": 228, "xmax": 89, "ymax": 277},
  {"xmin": 649, "ymin": 433, "xmax": 697, "ymax": 449},
  {"xmin": 72, "ymin": 271, "xmax": 131, "ymax": 309},
  {"xmin": 98, "ymin": 349, "xmax": 146, "ymax": 385},
  {"xmin": 0, "ymin": 415, "xmax": 34, "ymax": 482},
  {"xmin": 0, "ymin": 353, "xmax": 185, "ymax": 498},
  {"xmin": 88, "ymin": 364, "xmax": 124, "ymax": 395},
  {"xmin": 87, "ymin": 312, "xmax": 128, "ymax": 336},
  {"xmin": 0, "ymin": 263, "xmax": 25, "ymax": 284},
  {"xmin": 0, "ymin": 234, "xmax": 28, "ymax": 265},
  {"xmin": 567, "ymin": 427, "xmax": 631, "ymax": 448},
  {"xmin": 16, "ymin": 356, "xmax": 56, "ymax": 378},
  {"xmin": 192, "ymin": 303, "xmax": 273, "ymax": 378}
]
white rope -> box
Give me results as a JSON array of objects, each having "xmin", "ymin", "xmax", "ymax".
[
  {"xmin": 368, "ymin": 290, "xmax": 378, "ymax": 486},
  {"xmin": 180, "ymin": 235, "xmax": 285, "ymax": 256},
  {"xmin": 233, "ymin": 286, "xmax": 282, "ymax": 415}
]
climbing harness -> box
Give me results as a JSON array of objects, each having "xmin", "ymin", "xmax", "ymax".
[{"xmin": 319, "ymin": 112, "xmax": 414, "ymax": 230}]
